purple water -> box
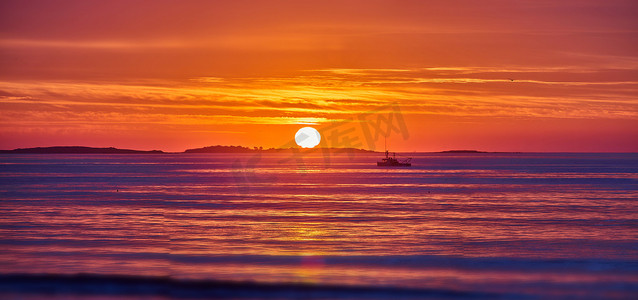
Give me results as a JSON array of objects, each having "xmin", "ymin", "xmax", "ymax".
[{"xmin": 1, "ymin": 153, "xmax": 637, "ymax": 299}]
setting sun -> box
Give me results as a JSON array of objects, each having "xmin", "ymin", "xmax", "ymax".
[{"xmin": 295, "ymin": 127, "xmax": 321, "ymax": 148}]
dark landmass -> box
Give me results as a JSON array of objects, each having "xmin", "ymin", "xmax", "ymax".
[
  {"xmin": 0, "ymin": 145, "xmax": 376, "ymax": 154},
  {"xmin": 184, "ymin": 145, "xmax": 376, "ymax": 154},
  {"xmin": 437, "ymin": 150, "xmax": 488, "ymax": 154},
  {"xmin": 0, "ymin": 273, "xmax": 503, "ymax": 299},
  {"xmin": 0, "ymin": 146, "xmax": 164, "ymax": 154},
  {"xmin": 0, "ymin": 145, "xmax": 510, "ymax": 154},
  {"xmin": 184, "ymin": 145, "xmax": 259, "ymax": 153}
]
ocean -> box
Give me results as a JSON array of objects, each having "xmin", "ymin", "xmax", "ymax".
[{"xmin": 0, "ymin": 152, "xmax": 637, "ymax": 299}]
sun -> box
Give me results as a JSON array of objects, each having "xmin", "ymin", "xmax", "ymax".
[{"xmin": 295, "ymin": 127, "xmax": 321, "ymax": 148}]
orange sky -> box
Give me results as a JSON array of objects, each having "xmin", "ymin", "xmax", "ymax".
[{"xmin": 1, "ymin": 0, "xmax": 637, "ymax": 152}]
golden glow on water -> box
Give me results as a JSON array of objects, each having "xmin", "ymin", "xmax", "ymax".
[{"xmin": 168, "ymin": 261, "xmax": 638, "ymax": 289}]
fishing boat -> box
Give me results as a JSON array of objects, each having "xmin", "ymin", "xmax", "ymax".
[{"xmin": 377, "ymin": 150, "xmax": 411, "ymax": 167}]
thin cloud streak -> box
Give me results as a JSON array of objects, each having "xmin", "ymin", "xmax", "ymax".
[{"xmin": 2, "ymin": 66, "xmax": 636, "ymax": 124}]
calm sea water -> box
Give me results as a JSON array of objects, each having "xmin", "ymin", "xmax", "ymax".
[{"xmin": 0, "ymin": 152, "xmax": 637, "ymax": 299}]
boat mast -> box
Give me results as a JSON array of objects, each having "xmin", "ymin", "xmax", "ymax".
[{"xmin": 385, "ymin": 135, "xmax": 389, "ymax": 158}]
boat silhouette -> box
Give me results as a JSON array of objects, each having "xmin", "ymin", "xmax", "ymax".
[{"xmin": 377, "ymin": 150, "xmax": 411, "ymax": 167}]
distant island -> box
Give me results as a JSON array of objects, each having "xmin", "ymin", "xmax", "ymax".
[
  {"xmin": 0, "ymin": 146, "xmax": 164, "ymax": 154},
  {"xmin": 184, "ymin": 145, "xmax": 376, "ymax": 154},
  {"xmin": 0, "ymin": 146, "xmax": 500, "ymax": 154},
  {"xmin": 438, "ymin": 150, "xmax": 488, "ymax": 153},
  {"xmin": 0, "ymin": 145, "xmax": 376, "ymax": 154}
]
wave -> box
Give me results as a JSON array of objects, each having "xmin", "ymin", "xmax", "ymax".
[
  {"xmin": 7, "ymin": 251, "xmax": 636, "ymax": 273},
  {"xmin": 0, "ymin": 273, "xmax": 509, "ymax": 299}
]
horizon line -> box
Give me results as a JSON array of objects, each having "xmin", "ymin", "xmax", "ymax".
[{"xmin": 0, "ymin": 145, "xmax": 636, "ymax": 154}]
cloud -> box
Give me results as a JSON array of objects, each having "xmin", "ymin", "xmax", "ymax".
[
  {"xmin": 0, "ymin": 38, "xmax": 186, "ymax": 50},
  {"xmin": 1, "ymin": 62, "xmax": 636, "ymax": 127}
]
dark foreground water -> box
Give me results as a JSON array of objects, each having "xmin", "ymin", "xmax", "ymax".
[{"xmin": 0, "ymin": 152, "xmax": 637, "ymax": 299}]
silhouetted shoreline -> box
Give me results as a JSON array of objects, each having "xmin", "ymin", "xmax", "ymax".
[
  {"xmin": 0, "ymin": 145, "xmax": 378, "ymax": 154},
  {"xmin": 0, "ymin": 145, "xmax": 522, "ymax": 154},
  {"xmin": 0, "ymin": 146, "xmax": 164, "ymax": 154},
  {"xmin": 184, "ymin": 145, "xmax": 376, "ymax": 154}
]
